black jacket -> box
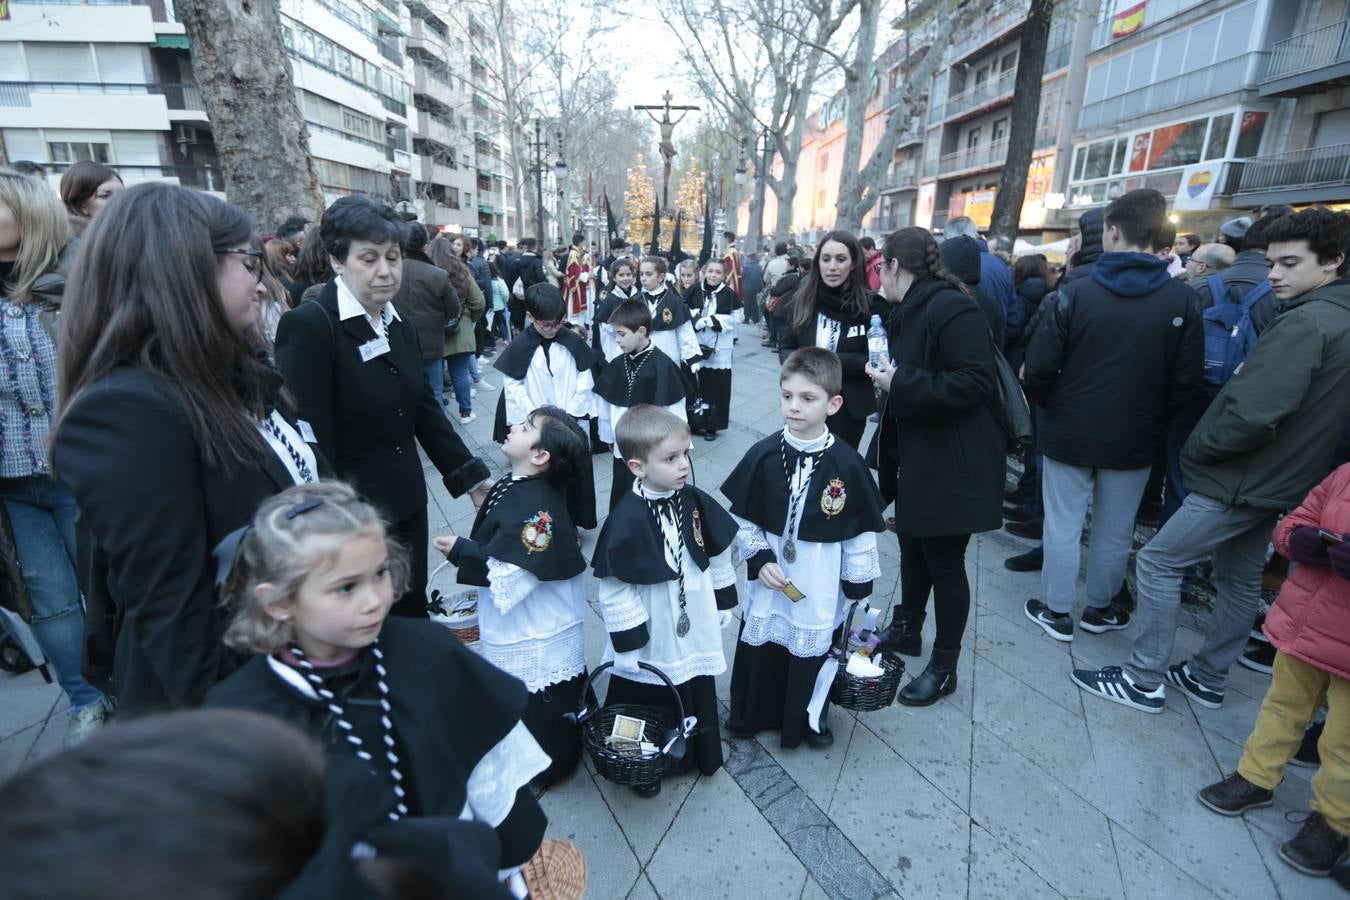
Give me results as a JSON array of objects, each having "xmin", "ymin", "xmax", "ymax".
[
  {"xmin": 941, "ymin": 236, "xmax": 1005, "ymax": 347},
  {"xmin": 393, "ymin": 254, "xmax": 460, "ymax": 360},
  {"xmin": 1024, "ymin": 252, "xmax": 1204, "ymax": 470},
  {"xmin": 53, "ymin": 366, "xmax": 331, "ymax": 713},
  {"xmin": 274, "ymin": 281, "xmax": 489, "ymax": 522},
  {"xmin": 777, "ymin": 283, "xmax": 886, "ymax": 420},
  {"xmin": 873, "ymin": 275, "xmax": 1004, "ymax": 537}
]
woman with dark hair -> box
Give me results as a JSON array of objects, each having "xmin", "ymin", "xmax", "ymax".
[
  {"xmin": 777, "ymin": 230, "xmax": 882, "ymax": 448},
  {"xmin": 427, "ymin": 235, "xmax": 487, "ymax": 424},
  {"xmin": 287, "ymin": 224, "xmax": 332, "ymax": 306},
  {"xmin": 274, "ymin": 196, "xmax": 490, "ymax": 618},
  {"xmin": 57, "ymin": 160, "xmax": 123, "ymax": 235},
  {"xmin": 53, "ymin": 182, "xmax": 329, "ymax": 714},
  {"xmin": 1009, "ymin": 254, "xmax": 1053, "ymax": 371},
  {"xmin": 0, "ymin": 169, "xmax": 108, "ymax": 743},
  {"xmin": 866, "ymin": 227, "xmax": 1004, "ymax": 706}
]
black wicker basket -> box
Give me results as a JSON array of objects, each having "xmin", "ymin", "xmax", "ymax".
[
  {"xmin": 571, "ymin": 661, "xmax": 690, "ymax": 788},
  {"xmin": 828, "ymin": 602, "xmax": 905, "ymax": 711}
]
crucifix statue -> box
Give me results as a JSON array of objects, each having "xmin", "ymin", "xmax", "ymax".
[{"xmin": 634, "ymin": 90, "xmax": 700, "ymax": 209}]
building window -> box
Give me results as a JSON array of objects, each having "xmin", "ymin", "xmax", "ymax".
[
  {"xmin": 818, "ymin": 152, "xmax": 829, "ymax": 172},
  {"xmin": 1144, "ymin": 117, "xmax": 1207, "ymax": 170},
  {"xmin": 991, "ymin": 119, "xmax": 1006, "ymax": 144},
  {"xmin": 1000, "ymin": 50, "xmax": 1017, "ymax": 73},
  {"xmin": 816, "ymin": 189, "xmax": 826, "ymax": 208},
  {"xmin": 1204, "ymin": 114, "xmax": 1233, "ymax": 160},
  {"xmin": 48, "ymin": 141, "xmax": 111, "ymax": 164},
  {"xmin": 966, "ymin": 127, "xmax": 981, "ymax": 150},
  {"xmin": 1235, "ymin": 111, "xmax": 1267, "ymax": 157}
]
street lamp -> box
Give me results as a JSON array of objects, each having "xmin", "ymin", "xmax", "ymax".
[{"xmin": 734, "ymin": 155, "xmax": 749, "ymax": 187}]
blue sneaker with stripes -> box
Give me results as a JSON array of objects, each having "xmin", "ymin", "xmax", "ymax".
[{"xmin": 1071, "ymin": 665, "xmax": 1165, "ymax": 713}]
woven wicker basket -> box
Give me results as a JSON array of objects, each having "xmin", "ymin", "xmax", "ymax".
[
  {"xmin": 521, "ymin": 838, "xmax": 588, "ymax": 900},
  {"xmin": 428, "ymin": 561, "xmax": 479, "ymax": 646}
]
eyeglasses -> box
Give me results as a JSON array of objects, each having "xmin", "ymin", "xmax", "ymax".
[{"xmin": 214, "ymin": 247, "xmax": 265, "ymax": 284}]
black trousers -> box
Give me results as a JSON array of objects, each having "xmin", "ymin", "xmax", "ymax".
[
  {"xmin": 388, "ymin": 507, "xmax": 430, "ymax": 618},
  {"xmin": 827, "ymin": 408, "xmax": 868, "ymax": 451},
  {"xmin": 895, "ymin": 532, "xmax": 972, "ymax": 652}
]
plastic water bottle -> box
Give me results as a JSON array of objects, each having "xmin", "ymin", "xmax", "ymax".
[{"xmin": 867, "ymin": 314, "xmax": 888, "ymax": 369}]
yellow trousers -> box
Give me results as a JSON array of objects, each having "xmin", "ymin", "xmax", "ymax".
[{"xmin": 1238, "ymin": 651, "xmax": 1350, "ymax": 835}]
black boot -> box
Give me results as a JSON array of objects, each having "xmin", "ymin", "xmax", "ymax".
[
  {"xmin": 898, "ymin": 647, "xmax": 959, "ymax": 707},
  {"xmin": 873, "ymin": 610, "xmax": 924, "ymax": 657}
]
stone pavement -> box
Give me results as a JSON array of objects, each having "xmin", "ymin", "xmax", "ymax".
[{"xmin": 0, "ymin": 336, "xmax": 1335, "ymax": 899}]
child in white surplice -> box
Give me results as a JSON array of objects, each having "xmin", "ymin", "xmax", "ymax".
[{"xmin": 721, "ymin": 348, "xmax": 885, "ymax": 749}]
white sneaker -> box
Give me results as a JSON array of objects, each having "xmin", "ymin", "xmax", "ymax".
[
  {"xmin": 65, "ymin": 702, "xmax": 106, "ymax": 747},
  {"xmin": 475, "ymin": 379, "xmax": 497, "ymax": 392},
  {"xmin": 459, "ymin": 412, "xmax": 477, "ymax": 425}
]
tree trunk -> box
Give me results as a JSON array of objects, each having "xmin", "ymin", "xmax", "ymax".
[
  {"xmin": 831, "ymin": 0, "xmax": 881, "ymax": 233},
  {"xmin": 989, "ymin": 0, "xmax": 1056, "ymax": 246},
  {"xmin": 175, "ymin": 0, "xmax": 322, "ymax": 231}
]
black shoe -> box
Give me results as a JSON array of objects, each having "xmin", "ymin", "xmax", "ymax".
[
  {"xmin": 1025, "ymin": 599, "xmax": 1073, "ymax": 642},
  {"xmin": 1004, "ymin": 488, "xmax": 1026, "ymax": 504},
  {"xmin": 1004, "ymin": 546, "xmax": 1043, "ymax": 572},
  {"xmin": 1005, "ymin": 519, "xmax": 1043, "ymax": 540},
  {"xmin": 631, "ymin": 781, "xmax": 662, "ymax": 799},
  {"xmin": 1291, "ymin": 721, "xmax": 1323, "ymax": 769},
  {"xmin": 1112, "ymin": 582, "xmax": 1136, "ymax": 613},
  {"xmin": 1238, "ymin": 640, "xmax": 1275, "ymax": 675},
  {"xmin": 873, "ymin": 610, "xmax": 924, "ymax": 657},
  {"xmin": 1250, "ymin": 611, "xmax": 1267, "ymax": 641},
  {"xmin": 897, "ymin": 648, "xmax": 959, "ymax": 707},
  {"xmin": 802, "ymin": 728, "xmax": 834, "ymax": 748},
  {"xmin": 1197, "ymin": 772, "xmax": 1275, "ymax": 816},
  {"xmin": 1079, "ymin": 603, "xmax": 1131, "ymax": 634},
  {"xmin": 704, "ymin": 431, "xmax": 718, "ymax": 441},
  {"xmin": 725, "ymin": 720, "xmax": 756, "ymax": 740},
  {"xmin": 1280, "ymin": 812, "xmax": 1349, "ymax": 876},
  {"xmin": 1166, "ymin": 661, "xmax": 1225, "ymax": 709},
  {"xmin": 1135, "ymin": 509, "xmax": 1161, "ymax": 529},
  {"xmin": 1003, "ymin": 504, "xmax": 1034, "ymax": 523}
]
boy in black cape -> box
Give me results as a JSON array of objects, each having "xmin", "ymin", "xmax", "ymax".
[
  {"xmin": 591, "ymin": 405, "xmax": 739, "ymax": 796},
  {"xmin": 721, "ymin": 348, "xmax": 886, "ymax": 748},
  {"xmin": 594, "ymin": 299, "xmax": 689, "ymax": 511},
  {"xmin": 435, "ymin": 407, "xmax": 593, "ymax": 788},
  {"xmin": 492, "ymin": 283, "xmax": 598, "ymax": 530},
  {"xmin": 637, "ymin": 254, "xmax": 704, "ymax": 375},
  {"xmin": 685, "ymin": 257, "xmax": 742, "ymax": 440}
]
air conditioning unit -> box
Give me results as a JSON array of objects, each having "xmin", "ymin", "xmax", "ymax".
[{"xmin": 174, "ymin": 125, "xmax": 198, "ymax": 145}]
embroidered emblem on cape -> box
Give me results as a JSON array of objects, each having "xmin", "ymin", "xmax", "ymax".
[
  {"xmin": 661, "ymin": 307, "xmax": 673, "ymax": 324},
  {"xmin": 821, "ymin": 478, "xmax": 847, "ymax": 518},
  {"xmin": 691, "ymin": 507, "xmax": 705, "ymax": 548},
  {"xmin": 521, "ymin": 511, "xmax": 553, "ymax": 553}
]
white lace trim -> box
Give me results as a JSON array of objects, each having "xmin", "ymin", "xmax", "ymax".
[
  {"xmin": 741, "ymin": 611, "xmax": 834, "ymax": 658},
  {"xmin": 466, "ymin": 721, "xmax": 551, "ymax": 828},
  {"xmin": 709, "ymin": 559, "xmax": 736, "ymax": 590},
  {"xmin": 613, "ymin": 652, "xmax": 726, "ymax": 687},
  {"xmin": 480, "ymin": 623, "xmax": 586, "ymax": 693},
  {"xmin": 841, "ymin": 546, "xmax": 881, "ymax": 583},
  {"xmin": 485, "ymin": 559, "xmax": 536, "ymax": 614},
  {"xmin": 597, "ymin": 579, "xmax": 650, "ymax": 634},
  {"xmin": 736, "ymin": 523, "xmax": 771, "ymax": 561}
]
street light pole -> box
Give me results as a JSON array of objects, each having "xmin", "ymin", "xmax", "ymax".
[{"xmin": 529, "ymin": 119, "xmax": 547, "ymax": 248}]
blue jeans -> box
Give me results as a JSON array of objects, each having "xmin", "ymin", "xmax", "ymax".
[
  {"xmin": 469, "ymin": 352, "xmax": 482, "ymax": 384},
  {"xmin": 0, "ymin": 475, "xmax": 105, "ymax": 711},
  {"xmin": 445, "ymin": 352, "xmax": 474, "ymax": 416},
  {"xmin": 423, "ymin": 357, "xmax": 444, "ymax": 408}
]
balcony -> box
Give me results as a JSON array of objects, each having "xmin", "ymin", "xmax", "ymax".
[
  {"xmin": 417, "ymin": 111, "xmax": 455, "ymax": 148},
  {"xmin": 869, "ymin": 212, "xmax": 913, "ymax": 233},
  {"xmin": 949, "ymin": 0, "xmax": 1029, "ymax": 64},
  {"xmin": 1079, "ymin": 51, "xmax": 1267, "ymax": 131},
  {"xmin": 1228, "ymin": 142, "xmax": 1350, "ymax": 206},
  {"xmin": 412, "ymin": 60, "xmax": 451, "ymax": 98},
  {"xmin": 408, "ymin": 19, "xmax": 450, "ymax": 60},
  {"xmin": 386, "ymin": 146, "xmax": 413, "ymax": 170},
  {"xmin": 941, "ymin": 68, "xmax": 1017, "ymax": 122},
  {"xmin": 420, "ymin": 156, "xmax": 458, "ymax": 186},
  {"xmin": 938, "ymin": 138, "xmax": 1008, "ymax": 176},
  {"xmin": 44, "ymin": 160, "xmax": 224, "ymax": 191},
  {"xmin": 1260, "ymin": 17, "xmax": 1350, "ymax": 97},
  {"xmin": 880, "ymin": 165, "xmax": 919, "ymax": 192}
]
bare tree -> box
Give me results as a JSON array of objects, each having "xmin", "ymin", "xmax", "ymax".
[
  {"xmin": 988, "ymin": 0, "xmax": 1057, "ymax": 246},
  {"xmin": 832, "ymin": 0, "xmax": 982, "ymax": 232},
  {"xmin": 174, "ymin": 0, "xmax": 322, "ymax": 229},
  {"xmin": 659, "ymin": 0, "xmax": 858, "ymax": 242}
]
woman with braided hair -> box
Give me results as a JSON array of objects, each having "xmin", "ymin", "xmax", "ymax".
[{"xmin": 865, "ymin": 227, "xmax": 1004, "ymax": 706}]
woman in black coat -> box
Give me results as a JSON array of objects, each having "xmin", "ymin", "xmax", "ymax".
[
  {"xmin": 53, "ymin": 183, "xmax": 332, "ymax": 715},
  {"xmin": 275, "ymin": 197, "xmax": 490, "ymax": 618},
  {"xmin": 1008, "ymin": 254, "xmax": 1053, "ymax": 372},
  {"xmin": 777, "ymin": 231, "xmax": 883, "ymax": 449},
  {"xmin": 866, "ymin": 227, "xmax": 1004, "ymax": 706}
]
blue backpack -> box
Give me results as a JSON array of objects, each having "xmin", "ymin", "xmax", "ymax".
[{"xmin": 1201, "ymin": 275, "xmax": 1271, "ymax": 390}]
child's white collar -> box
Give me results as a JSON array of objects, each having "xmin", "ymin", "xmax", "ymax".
[
  {"xmin": 783, "ymin": 426, "xmax": 832, "ymax": 453},
  {"xmin": 635, "ymin": 480, "xmax": 676, "ymax": 500}
]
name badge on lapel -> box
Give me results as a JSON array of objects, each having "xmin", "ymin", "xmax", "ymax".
[
  {"xmin": 846, "ymin": 324, "xmax": 866, "ymax": 339},
  {"xmin": 358, "ymin": 336, "xmax": 391, "ymax": 363},
  {"xmin": 296, "ymin": 420, "xmax": 317, "ymax": 443}
]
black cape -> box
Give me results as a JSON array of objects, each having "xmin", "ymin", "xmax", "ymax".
[
  {"xmin": 721, "ymin": 433, "xmax": 886, "ymax": 543},
  {"xmin": 592, "ymin": 484, "xmax": 738, "ymax": 584},
  {"xmin": 593, "ymin": 345, "xmax": 687, "ymax": 408},
  {"xmin": 642, "ymin": 288, "xmax": 692, "ymax": 332},
  {"xmin": 457, "ymin": 475, "xmax": 587, "ymax": 586},
  {"xmin": 591, "ymin": 286, "xmax": 638, "ymax": 359},
  {"xmin": 492, "ymin": 323, "xmax": 596, "ymax": 379},
  {"xmin": 686, "ymin": 283, "xmax": 739, "ymax": 318}
]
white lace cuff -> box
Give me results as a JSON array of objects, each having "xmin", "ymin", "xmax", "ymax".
[
  {"xmin": 467, "ymin": 721, "xmax": 551, "ymax": 828},
  {"xmin": 734, "ymin": 520, "xmax": 771, "ymax": 562},
  {"xmin": 487, "ymin": 558, "xmax": 538, "ymax": 614},
  {"xmin": 597, "ymin": 577, "xmax": 649, "ymax": 634},
  {"xmin": 710, "ymin": 560, "xmax": 736, "ymax": 590},
  {"xmin": 841, "ymin": 536, "xmax": 881, "ymax": 583}
]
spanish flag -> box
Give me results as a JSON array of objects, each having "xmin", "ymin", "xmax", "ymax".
[{"xmin": 1110, "ymin": 1, "xmax": 1146, "ymax": 40}]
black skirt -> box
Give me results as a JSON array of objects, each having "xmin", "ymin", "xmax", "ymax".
[
  {"xmin": 604, "ymin": 672, "xmax": 723, "ymax": 777},
  {"xmin": 697, "ymin": 367, "xmax": 732, "ymax": 432},
  {"xmin": 609, "ymin": 456, "xmax": 635, "ymax": 512},
  {"xmin": 565, "ymin": 453, "xmax": 598, "ymax": 530},
  {"xmin": 523, "ymin": 670, "xmax": 594, "ymax": 788},
  {"xmin": 727, "ymin": 637, "xmax": 830, "ymax": 749}
]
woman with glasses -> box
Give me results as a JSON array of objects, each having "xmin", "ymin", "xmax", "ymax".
[
  {"xmin": 274, "ymin": 196, "xmax": 491, "ymax": 618},
  {"xmin": 0, "ymin": 169, "xmax": 109, "ymax": 743},
  {"xmin": 52, "ymin": 183, "xmax": 332, "ymax": 715}
]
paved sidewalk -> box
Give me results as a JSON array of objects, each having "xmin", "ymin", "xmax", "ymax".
[{"xmin": 0, "ymin": 336, "xmax": 1334, "ymax": 899}]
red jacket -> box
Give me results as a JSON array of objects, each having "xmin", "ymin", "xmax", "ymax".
[{"xmin": 1267, "ymin": 462, "xmax": 1350, "ymax": 680}]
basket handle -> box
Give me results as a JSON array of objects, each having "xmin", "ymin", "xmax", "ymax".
[
  {"xmin": 564, "ymin": 660, "xmax": 693, "ymax": 759},
  {"xmin": 832, "ymin": 601, "xmax": 861, "ymax": 657}
]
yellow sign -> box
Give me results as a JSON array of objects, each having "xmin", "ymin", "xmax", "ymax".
[{"xmin": 963, "ymin": 190, "xmax": 996, "ymax": 229}]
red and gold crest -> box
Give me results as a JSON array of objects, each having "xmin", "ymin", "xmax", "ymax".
[
  {"xmin": 661, "ymin": 307, "xmax": 673, "ymax": 325},
  {"xmin": 521, "ymin": 511, "xmax": 553, "ymax": 553},
  {"xmin": 820, "ymin": 478, "xmax": 846, "ymax": 518}
]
